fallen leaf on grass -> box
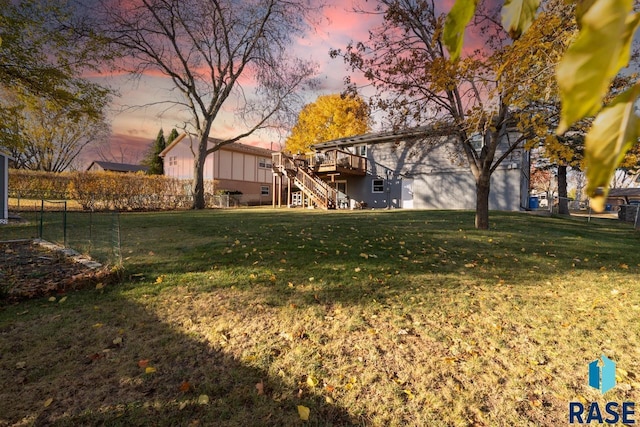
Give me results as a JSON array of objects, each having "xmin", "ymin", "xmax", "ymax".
[
  {"xmin": 15, "ymin": 361, "xmax": 26, "ymax": 369},
  {"xmin": 58, "ymin": 296, "xmax": 67, "ymax": 303},
  {"xmin": 145, "ymin": 366, "xmax": 156, "ymax": 374},
  {"xmin": 88, "ymin": 353, "xmax": 102, "ymax": 362},
  {"xmin": 180, "ymin": 381, "xmax": 191, "ymax": 392},
  {"xmin": 44, "ymin": 398, "xmax": 54, "ymax": 408},
  {"xmin": 256, "ymin": 380, "xmax": 264, "ymax": 395},
  {"xmin": 95, "ymin": 283, "xmax": 104, "ymax": 290},
  {"xmin": 198, "ymin": 394, "xmax": 209, "ymax": 405},
  {"xmin": 297, "ymin": 405, "xmax": 310, "ymax": 421},
  {"xmin": 112, "ymin": 337, "xmax": 123, "ymax": 346},
  {"xmin": 138, "ymin": 359, "xmax": 149, "ymax": 368},
  {"xmin": 306, "ymin": 375, "xmax": 319, "ymax": 388}
]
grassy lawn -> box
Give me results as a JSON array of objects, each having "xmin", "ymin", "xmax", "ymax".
[{"xmin": 1, "ymin": 209, "xmax": 639, "ymax": 426}]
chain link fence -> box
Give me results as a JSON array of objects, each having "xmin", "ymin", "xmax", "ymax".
[
  {"xmin": 618, "ymin": 204, "xmax": 640, "ymax": 229},
  {"xmin": 7, "ymin": 200, "xmax": 122, "ymax": 266}
]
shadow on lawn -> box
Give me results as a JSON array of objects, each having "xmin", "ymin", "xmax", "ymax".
[{"xmin": 0, "ymin": 295, "xmax": 356, "ymax": 426}]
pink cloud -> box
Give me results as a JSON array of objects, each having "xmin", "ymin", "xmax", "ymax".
[{"xmin": 93, "ymin": 0, "xmax": 508, "ymax": 151}]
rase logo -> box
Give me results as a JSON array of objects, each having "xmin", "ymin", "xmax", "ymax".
[
  {"xmin": 589, "ymin": 355, "xmax": 616, "ymax": 394},
  {"xmin": 569, "ymin": 355, "xmax": 635, "ymax": 424}
]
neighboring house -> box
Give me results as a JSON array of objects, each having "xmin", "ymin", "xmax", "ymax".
[
  {"xmin": 159, "ymin": 134, "xmax": 274, "ymax": 205},
  {"xmin": 87, "ymin": 161, "xmax": 149, "ymax": 173},
  {"xmin": 607, "ymin": 187, "xmax": 640, "ymax": 211},
  {"xmin": 272, "ymin": 126, "xmax": 530, "ymax": 211},
  {"xmin": 0, "ymin": 147, "xmax": 12, "ymax": 224}
]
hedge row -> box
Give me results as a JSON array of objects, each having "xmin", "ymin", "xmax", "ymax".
[{"xmin": 8, "ymin": 169, "xmax": 219, "ymax": 210}]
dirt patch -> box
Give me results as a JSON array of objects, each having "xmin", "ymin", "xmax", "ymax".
[{"xmin": 0, "ymin": 240, "xmax": 115, "ymax": 302}]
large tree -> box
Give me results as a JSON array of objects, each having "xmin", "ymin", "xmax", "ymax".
[
  {"xmin": 3, "ymin": 93, "xmax": 110, "ymax": 172},
  {"xmin": 332, "ymin": 0, "xmax": 565, "ymax": 229},
  {"xmin": 0, "ymin": 0, "xmax": 112, "ymax": 168},
  {"xmin": 87, "ymin": 0, "xmax": 321, "ymax": 209},
  {"xmin": 445, "ymin": 0, "xmax": 640, "ymax": 211},
  {"xmin": 285, "ymin": 93, "xmax": 371, "ymax": 154},
  {"xmin": 0, "ymin": 0, "xmax": 110, "ymax": 119}
]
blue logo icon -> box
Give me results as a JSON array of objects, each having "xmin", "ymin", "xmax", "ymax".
[{"xmin": 589, "ymin": 355, "xmax": 616, "ymax": 394}]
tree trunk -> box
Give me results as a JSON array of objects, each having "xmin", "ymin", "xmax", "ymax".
[
  {"xmin": 557, "ymin": 164, "xmax": 569, "ymax": 215},
  {"xmin": 475, "ymin": 175, "xmax": 491, "ymax": 230},
  {"xmin": 192, "ymin": 136, "xmax": 208, "ymax": 210}
]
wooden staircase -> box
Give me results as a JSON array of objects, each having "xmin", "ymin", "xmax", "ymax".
[{"xmin": 272, "ymin": 153, "xmax": 337, "ymax": 209}]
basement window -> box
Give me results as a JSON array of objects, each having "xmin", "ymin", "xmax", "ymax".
[
  {"xmin": 372, "ymin": 179, "xmax": 384, "ymax": 193},
  {"xmin": 261, "ymin": 186, "xmax": 270, "ymax": 195}
]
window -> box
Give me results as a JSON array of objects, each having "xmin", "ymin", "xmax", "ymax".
[
  {"xmin": 356, "ymin": 145, "xmax": 367, "ymax": 156},
  {"xmin": 372, "ymin": 179, "xmax": 384, "ymax": 193},
  {"xmin": 261, "ymin": 186, "xmax": 270, "ymax": 195},
  {"xmin": 168, "ymin": 156, "xmax": 178, "ymax": 166},
  {"xmin": 259, "ymin": 158, "xmax": 272, "ymax": 169},
  {"xmin": 470, "ymin": 133, "xmax": 483, "ymax": 152}
]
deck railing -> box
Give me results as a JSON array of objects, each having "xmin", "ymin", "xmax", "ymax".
[{"xmin": 310, "ymin": 149, "xmax": 367, "ymax": 173}]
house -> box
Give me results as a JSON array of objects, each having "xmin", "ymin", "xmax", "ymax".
[
  {"xmin": 0, "ymin": 147, "xmax": 12, "ymax": 224},
  {"xmin": 87, "ymin": 161, "xmax": 149, "ymax": 173},
  {"xmin": 607, "ymin": 187, "xmax": 640, "ymax": 207},
  {"xmin": 272, "ymin": 126, "xmax": 530, "ymax": 211},
  {"xmin": 159, "ymin": 134, "xmax": 274, "ymax": 205}
]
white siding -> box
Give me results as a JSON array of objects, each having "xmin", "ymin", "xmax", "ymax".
[
  {"xmin": 244, "ymin": 156, "xmax": 255, "ymax": 181},
  {"xmin": 232, "ymin": 153, "xmax": 244, "ymax": 181},
  {"xmin": 219, "ymin": 151, "xmax": 232, "ymax": 179}
]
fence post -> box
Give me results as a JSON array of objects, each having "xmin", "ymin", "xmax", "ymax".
[
  {"xmin": 63, "ymin": 200, "xmax": 67, "ymax": 247},
  {"xmin": 39, "ymin": 199, "xmax": 44, "ymax": 239}
]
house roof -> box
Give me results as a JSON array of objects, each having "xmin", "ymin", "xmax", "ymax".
[
  {"xmin": 608, "ymin": 188, "xmax": 640, "ymax": 198},
  {"xmin": 159, "ymin": 133, "xmax": 274, "ymax": 158},
  {"xmin": 87, "ymin": 161, "xmax": 148, "ymax": 173},
  {"xmin": 311, "ymin": 125, "xmax": 458, "ymax": 150}
]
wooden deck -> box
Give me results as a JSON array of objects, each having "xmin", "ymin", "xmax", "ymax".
[{"xmin": 309, "ymin": 149, "xmax": 367, "ymax": 176}]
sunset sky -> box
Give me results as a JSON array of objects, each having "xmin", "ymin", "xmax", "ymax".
[
  {"xmin": 83, "ymin": 1, "xmax": 372, "ymax": 163},
  {"xmin": 85, "ymin": 0, "xmax": 467, "ymax": 164}
]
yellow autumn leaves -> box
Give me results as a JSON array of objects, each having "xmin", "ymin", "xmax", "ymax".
[
  {"xmin": 444, "ymin": 0, "xmax": 640, "ymax": 211},
  {"xmin": 285, "ymin": 93, "xmax": 371, "ymax": 154}
]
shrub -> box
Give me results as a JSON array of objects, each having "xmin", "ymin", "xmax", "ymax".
[{"xmin": 8, "ymin": 169, "xmax": 219, "ymax": 211}]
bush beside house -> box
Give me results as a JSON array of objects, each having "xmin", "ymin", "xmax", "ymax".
[{"xmin": 8, "ymin": 170, "xmax": 219, "ymax": 211}]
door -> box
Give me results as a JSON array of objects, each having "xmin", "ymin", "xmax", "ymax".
[
  {"xmin": 401, "ymin": 178, "xmax": 414, "ymax": 209},
  {"xmin": 336, "ymin": 181, "xmax": 348, "ymax": 209}
]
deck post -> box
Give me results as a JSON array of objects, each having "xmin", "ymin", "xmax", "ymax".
[
  {"xmin": 272, "ymin": 172, "xmax": 276, "ymax": 208},
  {"xmin": 278, "ymin": 174, "xmax": 282, "ymax": 208}
]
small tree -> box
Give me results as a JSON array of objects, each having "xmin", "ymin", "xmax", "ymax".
[
  {"xmin": 166, "ymin": 128, "xmax": 179, "ymax": 146},
  {"xmin": 143, "ymin": 129, "xmax": 166, "ymax": 175}
]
